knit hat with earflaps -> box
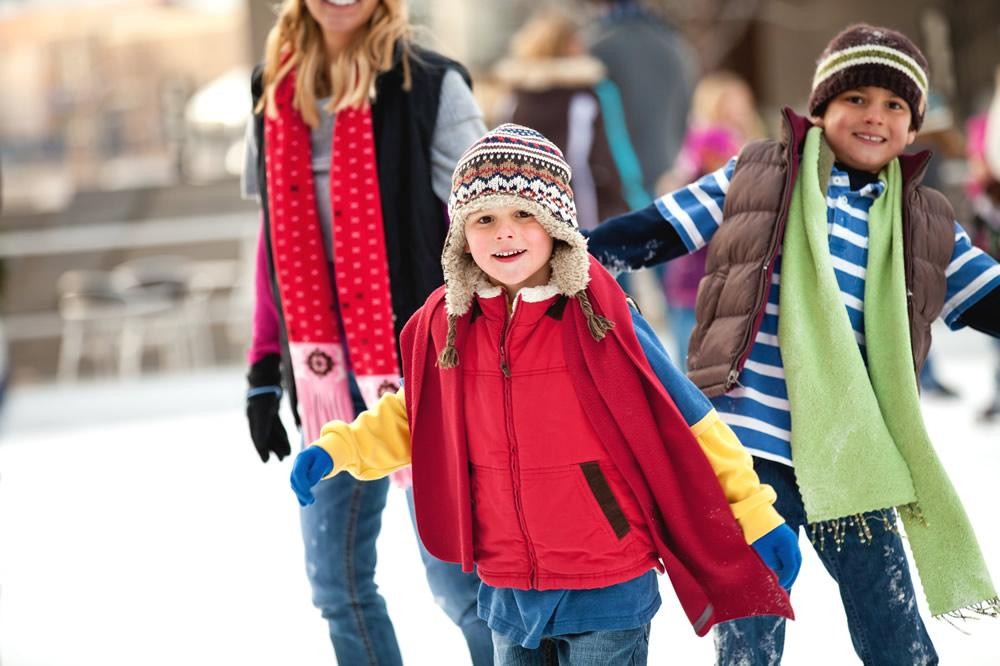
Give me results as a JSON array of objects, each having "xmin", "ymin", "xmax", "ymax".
[
  {"xmin": 438, "ymin": 123, "xmax": 612, "ymax": 367},
  {"xmin": 808, "ymin": 23, "xmax": 929, "ymax": 130}
]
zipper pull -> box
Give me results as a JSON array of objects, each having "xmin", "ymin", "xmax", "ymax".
[{"xmin": 500, "ymin": 360, "xmax": 511, "ymax": 378}]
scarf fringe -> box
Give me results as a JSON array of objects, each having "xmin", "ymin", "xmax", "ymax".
[
  {"xmin": 899, "ymin": 501, "xmax": 929, "ymax": 527},
  {"xmin": 299, "ymin": 379, "xmax": 356, "ymax": 443},
  {"xmin": 935, "ymin": 597, "xmax": 1000, "ymax": 623},
  {"xmin": 808, "ymin": 508, "xmax": 899, "ymax": 552}
]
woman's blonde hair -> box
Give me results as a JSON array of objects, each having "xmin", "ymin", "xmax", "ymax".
[{"xmin": 257, "ymin": 0, "xmax": 412, "ymax": 127}]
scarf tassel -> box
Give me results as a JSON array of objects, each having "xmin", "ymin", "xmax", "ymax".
[
  {"xmin": 936, "ymin": 597, "xmax": 1000, "ymax": 622},
  {"xmin": 807, "ymin": 507, "xmax": 900, "ymax": 552},
  {"xmin": 296, "ymin": 374, "xmax": 356, "ymax": 444}
]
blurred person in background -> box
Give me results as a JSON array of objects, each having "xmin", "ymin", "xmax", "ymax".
[
  {"xmin": 584, "ymin": 0, "xmax": 696, "ymax": 195},
  {"xmin": 493, "ymin": 9, "xmax": 638, "ymax": 231},
  {"xmin": 583, "ymin": 0, "xmax": 696, "ymax": 317},
  {"xmin": 0, "ymin": 317, "xmax": 6, "ymax": 411},
  {"xmin": 0, "ymin": 161, "xmax": 6, "ymax": 411},
  {"xmin": 967, "ymin": 70, "xmax": 1000, "ymax": 421},
  {"xmin": 658, "ymin": 72, "xmax": 762, "ymax": 368},
  {"xmin": 240, "ymin": 0, "xmax": 491, "ymax": 663}
]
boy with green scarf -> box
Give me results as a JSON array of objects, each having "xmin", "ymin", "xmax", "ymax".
[{"xmin": 585, "ymin": 23, "xmax": 1000, "ymax": 666}]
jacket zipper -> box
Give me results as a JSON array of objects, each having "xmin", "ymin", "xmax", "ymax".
[
  {"xmin": 498, "ymin": 302, "xmax": 538, "ymax": 587},
  {"xmin": 725, "ymin": 107, "xmax": 801, "ymax": 392}
]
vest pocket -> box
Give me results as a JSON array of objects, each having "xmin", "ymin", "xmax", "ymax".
[{"xmin": 579, "ymin": 461, "xmax": 631, "ymax": 539}]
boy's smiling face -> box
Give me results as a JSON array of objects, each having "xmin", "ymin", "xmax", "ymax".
[
  {"xmin": 812, "ymin": 86, "xmax": 917, "ymax": 174},
  {"xmin": 464, "ymin": 205, "xmax": 554, "ymax": 297}
]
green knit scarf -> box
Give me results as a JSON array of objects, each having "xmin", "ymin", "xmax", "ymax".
[{"xmin": 778, "ymin": 126, "xmax": 998, "ymax": 617}]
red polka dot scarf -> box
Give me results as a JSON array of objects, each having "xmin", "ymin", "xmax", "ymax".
[{"xmin": 264, "ymin": 70, "xmax": 401, "ymax": 442}]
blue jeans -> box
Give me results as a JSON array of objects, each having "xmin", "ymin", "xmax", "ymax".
[
  {"xmin": 406, "ymin": 489, "xmax": 494, "ymax": 665},
  {"xmin": 300, "ymin": 376, "xmax": 492, "ymax": 664},
  {"xmin": 301, "ymin": 472, "xmax": 400, "ymax": 665},
  {"xmin": 714, "ymin": 459, "xmax": 937, "ymax": 666},
  {"xmin": 493, "ymin": 624, "xmax": 650, "ymax": 666}
]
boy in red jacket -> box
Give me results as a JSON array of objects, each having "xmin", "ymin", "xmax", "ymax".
[{"xmin": 290, "ymin": 124, "xmax": 797, "ymax": 664}]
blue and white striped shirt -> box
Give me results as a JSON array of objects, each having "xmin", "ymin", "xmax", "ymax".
[{"xmin": 657, "ymin": 158, "xmax": 1000, "ymax": 465}]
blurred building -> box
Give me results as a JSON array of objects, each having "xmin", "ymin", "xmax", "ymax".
[
  {"xmin": 0, "ymin": 0, "xmax": 247, "ymax": 210},
  {"xmin": 0, "ymin": 2, "xmax": 257, "ymax": 384},
  {"xmin": 2, "ymin": 0, "xmax": 999, "ymax": 386},
  {"xmin": 646, "ymin": 0, "xmax": 999, "ymax": 134}
]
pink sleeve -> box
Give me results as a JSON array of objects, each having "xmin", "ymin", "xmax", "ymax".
[{"xmin": 248, "ymin": 215, "xmax": 283, "ymax": 365}]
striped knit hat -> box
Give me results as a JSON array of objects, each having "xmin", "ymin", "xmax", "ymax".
[
  {"xmin": 438, "ymin": 124, "xmax": 611, "ymax": 367},
  {"xmin": 808, "ymin": 23, "xmax": 929, "ymax": 130}
]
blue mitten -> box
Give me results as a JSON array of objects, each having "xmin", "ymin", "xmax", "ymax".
[
  {"xmin": 751, "ymin": 524, "xmax": 802, "ymax": 590},
  {"xmin": 290, "ymin": 447, "xmax": 334, "ymax": 507}
]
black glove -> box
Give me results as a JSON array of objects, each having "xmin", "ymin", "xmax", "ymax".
[{"xmin": 246, "ymin": 353, "xmax": 291, "ymax": 463}]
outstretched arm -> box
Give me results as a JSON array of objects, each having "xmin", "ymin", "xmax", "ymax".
[
  {"xmin": 630, "ymin": 308, "xmax": 782, "ymax": 543},
  {"xmin": 313, "ymin": 389, "xmax": 412, "ymax": 481},
  {"xmin": 585, "ymin": 204, "xmax": 689, "ymax": 274},
  {"xmin": 586, "ymin": 157, "xmax": 737, "ymax": 274},
  {"xmin": 290, "ymin": 389, "xmax": 412, "ymax": 506},
  {"xmin": 632, "ymin": 308, "xmax": 800, "ymax": 588},
  {"xmin": 940, "ymin": 222, "xmax": 1000, "ymax": 334},
  {"xmin": 956, "ymin": 284, "xmax": 1000, "ymax": 337}
]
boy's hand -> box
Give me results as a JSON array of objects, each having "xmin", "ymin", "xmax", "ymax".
[
  {"xmin": 290, "ymin": 447, "xmax": 334, "ymax": 507},
  {"xmin": 751, "ymin": 524, "xmax": 801, "ymax": 590}
]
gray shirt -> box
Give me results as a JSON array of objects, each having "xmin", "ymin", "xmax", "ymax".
[{"xmin": 241, "ymin": 68, "xmax": 485, "ymax": 261}]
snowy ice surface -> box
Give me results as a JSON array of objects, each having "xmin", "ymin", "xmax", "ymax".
[{"xmin": 1, "ymin": 325, "xmax": 998, "ymax": 665}]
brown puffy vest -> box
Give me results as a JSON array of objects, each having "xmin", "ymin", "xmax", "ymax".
[{"xmin": 687, "ymin": 108, "xmax": 955, "ymax": 397}]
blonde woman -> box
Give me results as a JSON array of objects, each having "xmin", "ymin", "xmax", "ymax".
[{"xmin": 240, "ymin": 0, "xmax": 490, "ymax": 663}]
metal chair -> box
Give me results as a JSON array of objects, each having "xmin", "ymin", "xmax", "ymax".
[
  {"xmin": 110, "ymin": 256, "xmax": 194, "ymax": 376},
  {"xmin": 56, "ymin": 270, "xmax": 133, "ymax": 381}
]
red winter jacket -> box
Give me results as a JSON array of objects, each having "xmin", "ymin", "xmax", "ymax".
[
  {"xmin": 462, "ymin": 288, "xmax": 659, "ymax": 590},
  {"xmin": 400, "ymin": 258, "xmax": 793, "ymax": 635}
]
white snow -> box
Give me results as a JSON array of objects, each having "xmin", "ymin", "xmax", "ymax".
[{"xmin": 1, "ymin": 325, "xmax": 998, "ymax": 665}]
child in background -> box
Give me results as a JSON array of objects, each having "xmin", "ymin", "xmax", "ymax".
[
  {"xmin": 660, "ymin": 70, "xmax": 765, "ymax": 193},
  {"xmin": 585, "ymin": 24, "xmax": 1000, "ymax": 665},
  {"xmin": 658, "ymin": 71, "xmax": 764, "ymax": 368},
  {"xmin": 290, "ymin": 124, "xmax": 798, "ymax": 664}
]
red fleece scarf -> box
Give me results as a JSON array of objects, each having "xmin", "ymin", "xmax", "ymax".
[
  {"xmin": 264, "ymin": 69, "xmax": 401, "ymax": 441},
  {"xmin": 400, "ymin": 257, "xmax": 793, "ymax": 636}
]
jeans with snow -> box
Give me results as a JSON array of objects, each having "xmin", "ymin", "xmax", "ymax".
[
  {"xmin": 493, "ymin": 623, "xmax": 650, "ymax": 666},
  {"xmin": 301, "ymin": 472, "xmax": 400, "ymax": 665},
  {"xmin": 714, "ymin": 458, "xmax": 937, "ymax": 666},
  {"xmin": 299, "ymin": 377, "xmax": 490, "ymax": 665}
]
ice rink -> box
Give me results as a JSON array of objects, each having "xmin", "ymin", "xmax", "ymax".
[{"xmin": 2, "ymin": 325, "xmax": 998, "ymax": 665}]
